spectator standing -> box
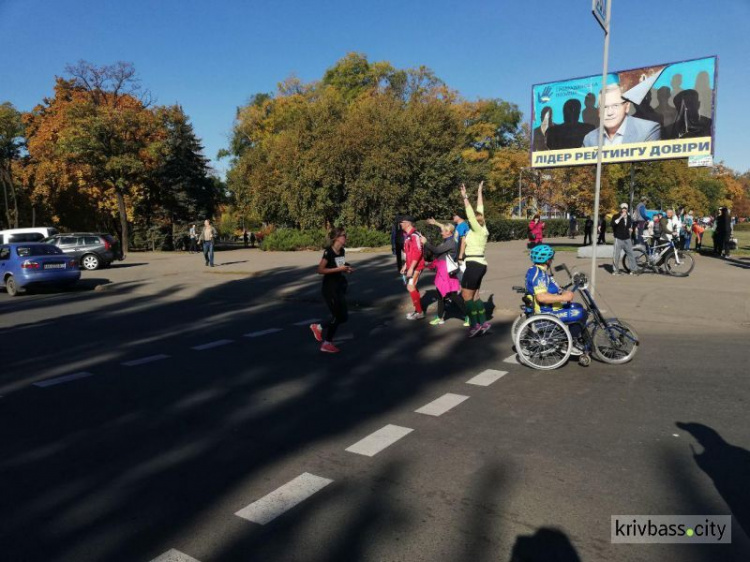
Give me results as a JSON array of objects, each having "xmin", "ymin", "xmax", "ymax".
[
  {"xmin": 250, "ymin": 232, "xmax": 256, "ymax": 248},
  {"xmin": 310, "ymin": 227, "xmax": 353, "ymax": 353},
  {"xmin": 597, "ymin": 214, "xmax": 607, "ymax": 244},
  {"xmin": 198, "ymin": 219, "xmax": 218, "ymax": 267},
  {"xmin": 583, "ymin": 217, "xmax": 594, "ymax": 245},
  {"xmin": 528, "ymin": 214, "xmax": 545, "ymax": 247},
  {"xmin": 715, "ymin": 207, "xmax": 732, "ymax": 258},
  {"xmin": 634, "ymin": 197, "xmax": 649, "ymax": 244},
  {"xmin": 400, "ymin": 216, "xmax": 425, "ymax": 319},
  {"xmin": 611, "ymin": 204, "xmax": 637, "ymax": 275},
  {"xmin": 188, "ymin": 224, "xmax": 198, "ymax": 253},
  {"xmin": 683, "ymin": 210, "xmax": 694, "ymax": 250},
  {"xmin": 692, "ymin": 220, "xmax": 705, "ymax": 251},
  {"xmin": 243, "ymin": 229, "xmax": 249, "ymax": 247},
  {"xmin": 568, "ymin": 214, "xmax": 578, "ymax": 239}
]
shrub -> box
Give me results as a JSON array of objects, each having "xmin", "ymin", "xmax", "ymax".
[
  {"xmin": 343, "ymin": 226, "xmax": 390, "ymax": 248},
  {"xmin": 260, "ymin": 228, "xmax": 326, "ymax": 251}
]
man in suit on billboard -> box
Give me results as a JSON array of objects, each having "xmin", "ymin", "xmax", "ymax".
[{"xmin": 582, "ymin": 84, "xmax": 661, "ymax": 147}]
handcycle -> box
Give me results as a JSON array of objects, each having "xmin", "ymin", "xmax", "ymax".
[
  {"xmin": 621, "ymin": 238, "xmax": 694, "ymax": 277},
  {"xmin": 511, "ymin": 264, "xmax": 639, "ymax": 370}
]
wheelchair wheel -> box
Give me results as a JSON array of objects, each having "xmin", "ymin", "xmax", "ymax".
[
  {"xmin": 514, "ymin": 315, "xmax": 572, "ymax": 370},
  {"xmin": 511, "ymin": 312, "xmax": 526, "ymax": 343},
  {"xmin": 592, "ymin": 319, "xmax": 639, "ymax": 364}
]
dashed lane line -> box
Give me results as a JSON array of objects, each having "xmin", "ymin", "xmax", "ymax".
[
  {"xmin": 33, "ymin": 371, "xmax": 95, "ymax": 388},
  {"xmin": 235, "ymin": 472, "xmax": 333, "ymax": 525},
  {"xmin": 149, "ymin": 549, "xmax": 202, "ymax": 562},
  {"xmin": 293, "ymin": 318, "xmax": 320, "ymax": 326},
  {"xmin": 503, "ymin": 354, "xmax": 520, "ymax": 365},
  {"xmin": 466, "ymin": 369, "xmax": 508, "ymax": 386},
  {"xmin": 414, "ymin": 393, "xmax": 469, "ymax": 416},
  {"xmin": 244, "ymin": 328, "xmax": 283, "ymax": 338},
  {"xmin": 345, "ymin": 424, "xmax": 414, "ymax": 457},
  {"xmin": 191, "ymin": 339, "xmax": 234, "ymax": 351},
  {"xmin": 121, "ymin": 354, "xmax": 171, "ymax": 367}
]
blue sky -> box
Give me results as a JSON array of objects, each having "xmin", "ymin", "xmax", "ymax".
[{"xmin": 1, "ymin": 0, "xmax": 748, "ymax": 176}]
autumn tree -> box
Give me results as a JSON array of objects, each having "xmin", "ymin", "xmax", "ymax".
[{"xmin": 0, "ymin": 102, "xmax": 24, "ymax": 228}]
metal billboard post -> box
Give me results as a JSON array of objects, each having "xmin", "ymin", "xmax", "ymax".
[{"xmin": 590, "ymin": 0, "xmax": 612, "ymax": 295}]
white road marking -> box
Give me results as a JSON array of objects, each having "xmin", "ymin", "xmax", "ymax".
[
  {"xmin": 415, "ymin": 393, "xmax": 469, "ymax": 416},
  {"xmin": 121, "ymin": 354, "xmax": 170, "ymax": 367},
  {"xmin": 149, "ymin": 549, "xmax": 202, "ymax": 562},
  {"xmin": 293, "ymin": 318, "xmax": 320, "ymax": 326},
  {"xmin": 345, "ymin": 424, "xmax": 414, "ymax": 457},
  {"xmin": 335, "ymin": 333, "xmax": 354, "ymax": 341},
  {"xmin": 235, "ymin": 472, "xmax": 333, "ymax": 525},
  {"xmin": 503, "ymin": 354, "xmax": 520, "ymax": 365},
  {"xmin": 244, "ymin": 328, "xmax": 283, "ymax": 338},
  {"xmin": 33, "ymin": 371, "xmax": 94, "ymax": 388},
  {"xmin": 466, "ymin": 369, "xmax": 508, "ymax": 386},
  {"xmin": 191, "ymin": 339, "xmax": 234, "ymax": 351}
]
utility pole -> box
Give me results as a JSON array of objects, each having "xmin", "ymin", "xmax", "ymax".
[{"xmin": 589, "ymin": 0, "xmax": 612, "ymax": 294}]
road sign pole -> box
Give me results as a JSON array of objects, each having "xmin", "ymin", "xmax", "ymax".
[{"xmin": 590, "ymin": 0, "xmax": 612, "ymax": 295}]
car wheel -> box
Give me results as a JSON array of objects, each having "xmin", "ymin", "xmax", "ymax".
[
  {"xmin": 5, "ymin": 275, "xmax": 21, "ymax": 297},
  {"xmin": 81, "ymin": 254, "xmax": 100, "ymax": 270}
]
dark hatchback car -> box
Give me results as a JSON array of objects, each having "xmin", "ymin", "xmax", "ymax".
[{"xmin": 44, "ymin": 233, "xmax": 124, "ymax": 270}]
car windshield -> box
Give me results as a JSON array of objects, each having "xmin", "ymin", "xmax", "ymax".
[{"xmin": 16, "ymin": 245, "xmax": 63, "ymax": 257}]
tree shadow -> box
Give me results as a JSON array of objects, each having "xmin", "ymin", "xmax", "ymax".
[{"xmin": 0, "ymin": 252, "xmax": 515, "ymax": 561}]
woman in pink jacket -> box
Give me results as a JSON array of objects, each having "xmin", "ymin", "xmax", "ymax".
[
  {"xmin": 528, "ymin": 214, "xmax": 545, "ymax": 247},
  {"xmin": 420, "ymin": 221, "xmax": 466, "ymax": 326}
]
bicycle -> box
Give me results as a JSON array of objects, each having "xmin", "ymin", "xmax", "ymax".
[
  {"xmin": 622, "ymin": 238, "xmax": 695, "ymax": 277},
  {"xmin": 512, "ymin": 264, "xmax": 639, "ymax": 370}
]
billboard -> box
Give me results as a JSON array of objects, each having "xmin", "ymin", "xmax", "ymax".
[{"xmin": 530, "ymin": 56, "xmax": 717, "ymax": 168}]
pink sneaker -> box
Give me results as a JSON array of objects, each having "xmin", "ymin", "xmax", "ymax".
[
  {"xmin": 468, "ymin": 324, "xmax": 483, "ymax": 338},
  {"xmin": 320, "ymin": 341, "xmax": 341, "ymax": 353},
  {"xmin": 480, "ymin": 322, "xmax": 492, "ymax": 334},
  {"xmin": 310, "ymin": 323, "xmax": 323, "ymax": 342}
]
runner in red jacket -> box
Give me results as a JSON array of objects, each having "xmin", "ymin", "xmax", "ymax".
[{"xmin": 400, "ymin": 216, "xmax": 425, "ymax": 320}]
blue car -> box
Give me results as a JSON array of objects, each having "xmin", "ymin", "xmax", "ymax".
[{"xmin": 0, "ymin": 243, "xmax": 81, "ymax": 296}]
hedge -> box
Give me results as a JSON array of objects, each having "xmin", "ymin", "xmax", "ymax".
[{"xmin": 416, "ymin": 218, "xmax": 571, "ymax": 243}]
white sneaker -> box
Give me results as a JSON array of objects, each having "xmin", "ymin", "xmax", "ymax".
[{"xmin": 406, "ymin": 311, "xmax": 425, "ymax": 320}]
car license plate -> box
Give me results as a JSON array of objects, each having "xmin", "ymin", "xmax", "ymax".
[{"xmin": 44, "ymin": 263, "xmax": 65, "ymax": 269}]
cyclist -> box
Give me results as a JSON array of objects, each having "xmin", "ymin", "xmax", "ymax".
[{"xmin": 525, "ymin": 244, "xmax": 587, "ymax": 354}]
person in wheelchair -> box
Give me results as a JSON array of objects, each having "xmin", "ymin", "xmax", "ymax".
[{"xmin": 525, "ymin": 244, "xmax": 588, "ymax": 353}]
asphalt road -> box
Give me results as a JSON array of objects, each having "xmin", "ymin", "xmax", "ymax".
[{"xmin": 1, "ymin": 241, "xmax": 748, "ymax": 562}]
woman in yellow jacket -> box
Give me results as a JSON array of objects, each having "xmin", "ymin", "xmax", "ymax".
[{"xmin": 459, "ymin": 181, "xmax": 491, "ymax": 337}]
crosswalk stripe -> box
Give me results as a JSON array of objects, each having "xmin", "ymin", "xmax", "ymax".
[
  {"xmin": 191, "ymin": 339, "xmax": 234, "ymax": 351},
  {"xmin": 466, "ymin": 369, "xmax": 508, "ymax": 386},
  {"xmin": 503, "ymin": 354, "xmax": 520, "ymax": 365},
  {"xmin": 415, "ymin": 393, "xmax": 469, "ymax": 416},
  {"xmin": 122, "ymin": 354, "xmax": 170, "ymax": 367},
  {"xmin": 345, "ymin": 424, "xmax": 414, "ymax": 457},
  {"xmin": 235, "ymin": 472, "xmax": 333, "ymax": 525},
  {"xmin": 293, "ymin": 318, "xmax": 320, "ymax": 326},
  {"xmin": 244, "ymin": 328, "xmax": 283, "ymax": 338},
  {"xmin": 33, "ymin": 371, "xmax": 94, "ymax": 388},
  {"xmin": 149, "ymin": 549, "xmax": 202, "ymax": 562}
]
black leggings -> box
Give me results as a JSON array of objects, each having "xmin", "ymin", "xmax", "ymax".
[
  {"xmin": 322, "ymin": 283, "xmax": 348, "ymax": 342},
  {"xmin": 437, "ymin": 291, "xmax": 467, "ymax": 319}
]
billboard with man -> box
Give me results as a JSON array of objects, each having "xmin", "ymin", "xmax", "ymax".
[{"xmin": 530, "ymin": 56, "xmax": 717, "ymax": 168}]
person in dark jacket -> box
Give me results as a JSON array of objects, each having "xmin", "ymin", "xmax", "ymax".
[
  {"xmin": 583, "ymin": 217, "xmax": 594, "ymax": 245},
  {"xmin": 611, "ymin": 204, "xmax": 636, "ymax": 275},
  {"xmin": 391, "ymin": 214, "xmax": 406, "ymax": 273},
  {"xmin": 714, "ymin": 207, "xmax": 732, "ymax": 258}
]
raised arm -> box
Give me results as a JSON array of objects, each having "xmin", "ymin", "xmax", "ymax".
[
  {"xmin": 476, "ymin": 181, "xmax": 484, "ymax": 212},
  {"xmin": 460, "ymin": 183, "xmax": 482, "ymax": 232}
]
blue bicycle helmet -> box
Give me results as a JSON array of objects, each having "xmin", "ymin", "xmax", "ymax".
[{"xmin": 530, "ymin": 244, "xmax": 555, "ymax": 264}]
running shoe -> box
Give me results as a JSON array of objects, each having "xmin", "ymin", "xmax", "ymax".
[
  {"xmin": 463, "ymin": 316, "xmax": 471, "ymax": 327},
  {"xmin": 429, "ymin": 317, "xmax": 445, "ymax": 326},
  {"xmin": 480, "ymin": 321, "xmax": 492, "ymax": 334},
  {"xmin": 320, "ymin": 342, "xmax": 341, "ymax": 353},
  {"xmin": 310, "ymin": 323, "xmax": 323, "ymax": 342},
  {"xmin": 468, "ymin": 324, "xmax": 483, "ymax": 338},
  {"xmin": 406, "ymin": 311, "xmax": 425, "ymax": 320}
]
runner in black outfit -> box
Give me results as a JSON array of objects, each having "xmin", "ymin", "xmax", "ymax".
[{"xmin": 310, "ymin": 227, "xmax": 354, "ymax": 353}]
